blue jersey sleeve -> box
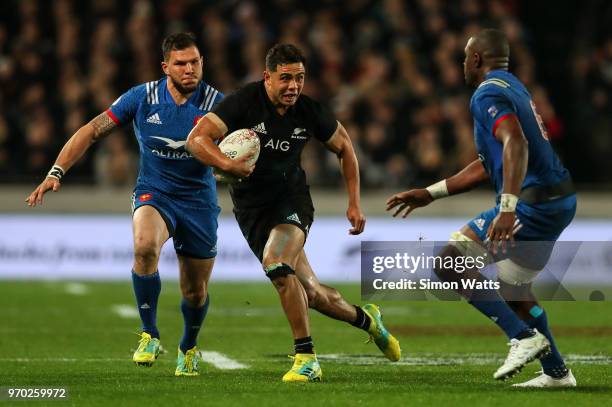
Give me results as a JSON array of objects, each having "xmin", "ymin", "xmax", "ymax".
[
  {"xmin": 107, "ymin": 84, "xmax": 145, "ymax": 124},
  {"xmin": 471, "ymin": 88, "xmax": 517, "ymax": 137}
]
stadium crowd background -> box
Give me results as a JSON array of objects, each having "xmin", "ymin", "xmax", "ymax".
[{"xmin": 0, "ymin": 0, "xmax": 610, "ymax": 190}]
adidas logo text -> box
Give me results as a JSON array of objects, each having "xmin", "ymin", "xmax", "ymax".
[
  {"xmin": 251, "ymin": 122, "xmax": 267, "ymax": 134},
  {"xmin": 146, "ymin": 113, "xmax": 162, "ymax": 125},
  {"xmin": 287, "ymin": 213, "xmax": 301, "ymax": 224}
]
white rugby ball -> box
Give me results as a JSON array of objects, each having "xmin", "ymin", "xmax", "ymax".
[{"xmin": 214, "ymin": 128, "xmax": 260, "ymax": 183}]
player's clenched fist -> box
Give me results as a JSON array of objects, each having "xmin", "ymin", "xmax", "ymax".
[
  {"xmin": 25, "ymin": 177, "xmax": 61, "ymax": 207},
  {"xmin": 385, "ymin": 189, "xmax": 433, "ymax": 218}
]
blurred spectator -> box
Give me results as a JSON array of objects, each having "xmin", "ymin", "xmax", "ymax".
[
  {"xmin": 94, "ymin": 131, "xmax": 138, "ymax": 188},
  {"xmin": 0, "ymin": 0, "xmax": 607, "ymax": 188},
  {"xmin": 23, "ymin": 107, "xmax": 56, "ymax": 176},
  {"xmin": 0, "ymin": 114, "xmax": 10, "ymax": 174}
]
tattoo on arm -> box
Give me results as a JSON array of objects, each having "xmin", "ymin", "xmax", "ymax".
[{"xmin": 88, "ymin": 112, "xmax": 117, "ymax": 140}]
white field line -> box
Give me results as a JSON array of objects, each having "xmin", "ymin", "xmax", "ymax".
[
  {"xmin": 205, "ymin": 306, "xmax": 422, "ymax": 317},
  {"xmin": 0, "ymin": 358, "xmax": 126, "ymax": 362},
  {"xmin": 0, "ymin": 352, "xmax": 250, "ymax": 370},
  {"xmin": 315, "ymin": 353, "xmax": 612, "ymax": 366},
  {"xmin": 64, "ymin": 282, "xmax": 89, "ymax": 296},
  {"xmin": 1, "ymin": 353, "xmax": 609, "ymax": 366},
  {"xmin": 111, "ymin": 304, "xmax": 139, "ymax": 319},
  {"xmin": 199, "ymin": 351, "xmax": 249, "ymax": 369}
]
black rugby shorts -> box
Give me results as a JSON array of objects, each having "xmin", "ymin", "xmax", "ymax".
[{"xmin": 233, "ymin": 191, "xmax": 314, "ymax": 261}]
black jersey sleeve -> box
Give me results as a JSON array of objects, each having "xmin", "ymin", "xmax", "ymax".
[
  {"xmin": 305, "ymin": 97, "xmax": 338, "ymax": 142},
  {"xmin": 211, "ymin": 86, "xmax": 249, "ymax": 131}
]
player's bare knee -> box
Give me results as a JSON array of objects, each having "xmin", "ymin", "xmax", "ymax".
[
  {"xmin": 133, "ymin": 240, "xmax": 160, "ymax": 268},
  {"xmin": 182, "ymin": 287, "xmax": 206, "ymax": 307}
]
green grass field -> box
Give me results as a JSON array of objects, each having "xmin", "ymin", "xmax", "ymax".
[{"xmin": 1, "ymin": 281, "xmax": 611, "ymax": 406}]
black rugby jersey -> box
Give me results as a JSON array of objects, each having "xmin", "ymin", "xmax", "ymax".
[{"xmin": 213, "ymin": 80, "xmax": 337, "ymax": 208}]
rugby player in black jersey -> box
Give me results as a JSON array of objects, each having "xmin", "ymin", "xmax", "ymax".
[{"xmin": 186, "ymin": 44, "xmax": 400, "ymax": 382}]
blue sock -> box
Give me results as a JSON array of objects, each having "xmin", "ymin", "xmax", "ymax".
[
  {"xmin": 131, "ymin": 270, "xmax": 161, "ymax": 339},
  {"xmin": 468, "ymin": 286, "xmax": 532, "ymax": 339},
  {"xmin": 526, "ymin": 306, "xmax": 568, "ymax": 378},
  {"xmin": 179, "ymin": 294, "xmax": 210, "ymax": 353}
]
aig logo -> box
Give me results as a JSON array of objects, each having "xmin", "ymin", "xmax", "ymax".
[{"xmin": 265, "ymin": 139, "xmax": 290, "ymax": 151}]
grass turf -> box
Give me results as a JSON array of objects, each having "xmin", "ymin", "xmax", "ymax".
[{"xmin": 0, "ymin": 281, "xmax": 610, "ymax": 406}]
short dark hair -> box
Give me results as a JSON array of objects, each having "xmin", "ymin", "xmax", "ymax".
[
  {"xmin": 473, "ymin": 29, "xmax": 509, "ymax": 59},
  {"xmin": 265, "ymin": 44, "xmax": 306, "ymax": 71},
  {"xmin": 162, "ymin": 32, "xmax": 198, "ymax": 61}
]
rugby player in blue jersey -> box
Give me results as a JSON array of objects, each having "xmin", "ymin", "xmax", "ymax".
[
  {"xmin": 26, "ymin": 33, "xmax": 253, "ymax": 376},
  {"xmin": 386, "ymin": 29, "xmax": 577, "ymax": 387}
]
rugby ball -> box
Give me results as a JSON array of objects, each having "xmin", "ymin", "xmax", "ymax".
[{"xmin": 214, "ymin": 128, "xmax": 260, "ymax": 183}]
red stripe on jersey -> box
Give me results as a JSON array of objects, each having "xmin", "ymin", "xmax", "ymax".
[
  {"xmin": 106, "ymin": 109, "xmax": 121, "ymax": 124},
  {"xmin": 492, "ymin": 113, "xmax": 517, "ymax": 137}
]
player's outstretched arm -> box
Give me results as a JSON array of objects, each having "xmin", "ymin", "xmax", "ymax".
[
  {"xmin": 25, "ymin": 112, "xmax": 118, "ymax": 207},
  {"xmin": 446, "ymin": 158, "xmax": 490, "ymax": 195},
  {"xmin": 386, "ymin": 159, "xmax": 489, "ymax": 218},
  {"xmin": 185, "ymin": 113, "xmax": 254, "ymax": 178},
  {"xmin": 324, "ymin": 121, "xmax": 365, "ymax": 235},
  {"xmin": 486, "ymin": 115, "xmax": 528, "ymax": 246}
]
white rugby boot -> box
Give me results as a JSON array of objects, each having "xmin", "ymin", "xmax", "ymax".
[
  {"xmin": 513, "ymin": 370, "xmax": 576, "ymax": 388},
  {"xmin": 493, "ymin": 329, "xmax": 551, "ymax": 380}
]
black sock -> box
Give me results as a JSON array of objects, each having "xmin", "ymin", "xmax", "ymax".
[
  {"xmin": 514, "ymin": 328, "xmax": 535, "ymax": 340},
  {"xmin": 350, "ymin": 306, "xmax": 371, "ymax": 332},
  {"xmin": 294, "ymin": 336, "xmax": 314, "ymax": 354}
]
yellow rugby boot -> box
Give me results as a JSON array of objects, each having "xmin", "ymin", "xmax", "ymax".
[
  {"xmin": 175, "ymin": 346, "xmax": 200, "ymax": 377},
  {"xmin": 282, "ymin": 353, "xmax": 322, "ymax": 383},
  {"xmin": 133, "ymin": 332, "xmax": 161, "ymax": 366},
  {"xmin": 362, "ymin": 304, "xmax": 401, "ymax": 361}
]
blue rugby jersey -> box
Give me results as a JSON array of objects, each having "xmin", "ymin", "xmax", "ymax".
[
  {"xmin": 107, "ymin": 77, "xmax": 223, "ymax": 198},
  {"xmin": 470, "ymin": 70, "xmax": 570, "ymax": 198}
]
